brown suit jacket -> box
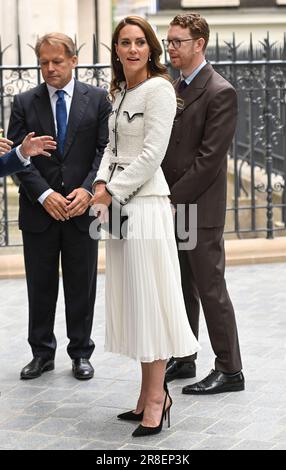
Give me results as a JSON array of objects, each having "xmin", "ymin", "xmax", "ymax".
[{"xmin": 162, "ymin": 63, "xmax": 238, "ymax": 228}]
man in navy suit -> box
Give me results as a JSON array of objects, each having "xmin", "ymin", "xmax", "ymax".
[
  {"xmin": 8, "ymin": 33, "xmax": 111, "ymax": 380},
  {"xmin": 0, "ymin": 148, "xmax": 28, "ymax": 177},
  {"xmin": 0, "ymin": 132, "xmax": 56, "ymax": 177}
]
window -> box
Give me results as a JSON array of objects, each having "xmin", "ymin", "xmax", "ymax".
[{"xmin": 276, "ymin": 0, "xmax": 286, "ymax": 5}]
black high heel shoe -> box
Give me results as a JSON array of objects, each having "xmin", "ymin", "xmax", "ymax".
[
  {"xmin": 117, "ymin": 410, "xmax": 144, "ymax": 421},
  {"xmin": 132, "ymin": 382, "xmax": 173, "ymax": 437}
]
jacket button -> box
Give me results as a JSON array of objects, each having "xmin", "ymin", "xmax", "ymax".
[
  {"xmin": 112, "ymin": 148, "xmax": 116, "ymax": 154},
  {"xmin": 176, "ymin": 139, "xmax": 180, "ymax": 144}
]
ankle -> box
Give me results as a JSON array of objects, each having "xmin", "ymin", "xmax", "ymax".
[
  {"xmin": 145, "ymin": 391, "xmax": 166, "ymax": 406},
  {"xmin": 136, "ymin": 393, "xmax": 146, "ymax": 411}
]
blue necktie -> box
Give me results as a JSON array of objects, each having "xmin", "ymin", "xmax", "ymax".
[{"xmin": 56, "ymin": 90, "xmax": 67, "ymax": 156}]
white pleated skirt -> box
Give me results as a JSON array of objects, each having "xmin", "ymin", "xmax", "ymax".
[{"xmin": 104, "ymin": 196, "xmax": 201, "ymax": 363}]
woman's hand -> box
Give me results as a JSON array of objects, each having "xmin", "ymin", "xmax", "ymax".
[
  {"xmin": 90, "ymin": 185, "xmax": 112, "ymax": 224},
  {"xmin": 20, "ymin": 132, "xmax": 57, "ymax": 158},
  {"xmin": 0, "ymin": 129, "xmax": 13, "ymax": 156}
]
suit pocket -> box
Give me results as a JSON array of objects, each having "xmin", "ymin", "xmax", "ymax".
[
  {"xmin": 123, "ymin": 111, "xmax": 144, "ymax": 122},
  {"xmin": 121, "ymin": 111, "xmax": 144, "ymax": 135}
]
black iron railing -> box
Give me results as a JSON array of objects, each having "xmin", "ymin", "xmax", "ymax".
[
  {"xmin": 1, "ymin": 33, "xmax": 286, "ymax": 246},
  {"xmin": 209, "ymin": 34, "xmax": 286, "ymax": 238}
]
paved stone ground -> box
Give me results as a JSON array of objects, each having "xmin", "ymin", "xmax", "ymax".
[{"xmin": 0, "ymin": 263, "xmax": 286, "ymax": 450}]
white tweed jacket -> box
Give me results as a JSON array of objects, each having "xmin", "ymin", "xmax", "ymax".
[{"xmin": 93, "ymin": 76, "xmax": 177, "ymax": 205}]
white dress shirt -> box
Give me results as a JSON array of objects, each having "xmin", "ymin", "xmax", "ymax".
[
  {"xmin": 16, "ymin": 146, "xmax": 30, "ymax": 166},
  {"xmin": 38, "ymin": 78, "xmax": 75, "ymax": 205},
  {"xmin": 181, "ymin": 59, "xmax": 207, "ymax": 85}
]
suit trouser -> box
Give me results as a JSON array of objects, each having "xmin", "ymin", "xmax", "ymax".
[
  {"xmin": 176, "ymin": 227, "xmax": 242, "ymax": 373},
  {"xmin": 22, "ymin": 219, "xmax": 98, "ymax": 360}
]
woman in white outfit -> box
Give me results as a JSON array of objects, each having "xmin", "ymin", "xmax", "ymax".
[{"xmin": 90, "ymin": 16, "xmax": 200, "ymax": 438}]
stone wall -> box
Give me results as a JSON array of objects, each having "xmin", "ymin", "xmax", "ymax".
[{"xmin": 0, "ymin": 0, "xmax": 112, "ymax": 65}]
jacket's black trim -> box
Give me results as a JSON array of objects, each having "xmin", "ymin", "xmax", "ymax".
[{"xmin": 123, "ymin": 111, "xmax": 144, "ymax": 123}]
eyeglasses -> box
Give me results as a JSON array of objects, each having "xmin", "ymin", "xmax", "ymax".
[{"xmin": 162, "ymin": 38, "xmax": 196, "ymax": 50}]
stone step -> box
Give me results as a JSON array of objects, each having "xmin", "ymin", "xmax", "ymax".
[{"xmin": 1, "ymin": 237, "xmax": 286, "ymax": 279}]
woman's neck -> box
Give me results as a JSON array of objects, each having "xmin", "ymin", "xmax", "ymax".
[{"xmin": 125, "ymin": 71, "xmax": 149, "ymax": 90}]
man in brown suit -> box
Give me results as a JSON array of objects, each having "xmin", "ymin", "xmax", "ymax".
[{"xmin": 162, "ymin": 13, "xmax": 244, "ymax": 394}]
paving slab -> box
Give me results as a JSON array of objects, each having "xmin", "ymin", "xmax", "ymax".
[{"xmin": 0, "ymin": 263, "xmax": 286, "ymax": 450}]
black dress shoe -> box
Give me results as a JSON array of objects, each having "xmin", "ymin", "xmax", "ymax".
[
  {"xmin": 20, "ymin": 357, "xmax": 54, "ymax": 380},
  {"xmin": 72, "ymin": 358, "xmax": 94, "ymax": 380},
  {"xmin": 117, "ymin": 410, "xmax": 144, "ymax": 421},
  {"xmin": 182, "ymin": 369, "xmax": 245, "ymax": 395},
  {"xmin": 165, "ymin": 360, "xmax": 196, "ymax": 383}
]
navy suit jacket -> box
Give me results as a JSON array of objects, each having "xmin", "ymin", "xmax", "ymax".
[
  {"xmin": 0, "ymin": 148, "xmax": 26, "ymax": 177},
  {"xmin": 8, "ymin": 80, "xmax": 111, "ymax": 232}
]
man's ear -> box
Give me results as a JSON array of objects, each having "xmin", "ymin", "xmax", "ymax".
[
  {"xmin": 72, "ymin": 55, "xmax": 78, "ymax": 69},
  {"xmin": 196, "ymin": 38, "xmax": 205, "ymax": 53}
]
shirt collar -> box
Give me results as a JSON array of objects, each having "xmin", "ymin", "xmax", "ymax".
[
  {"xmin": 181, "ymin": 59, "xmax": 207, "ymax": 85},
  {"xmin": 46, "ymin": 77, "xmax": 75, "ymax": 99}
]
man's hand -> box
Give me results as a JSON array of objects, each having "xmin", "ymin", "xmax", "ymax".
[
  {"xmin": 43, "ymin": 192, "xmax": 70, "ymax": 221},
  {"xmin": 66, "ymin": 188, "xmax": 91, "ymax": 218},
  {"xmin": 0, "ymin": 129, "xmax": 13, "ymax": 156},
  {"xmin": 20, "ymin": 132, "xmax": 57, "ymax": 158}
]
